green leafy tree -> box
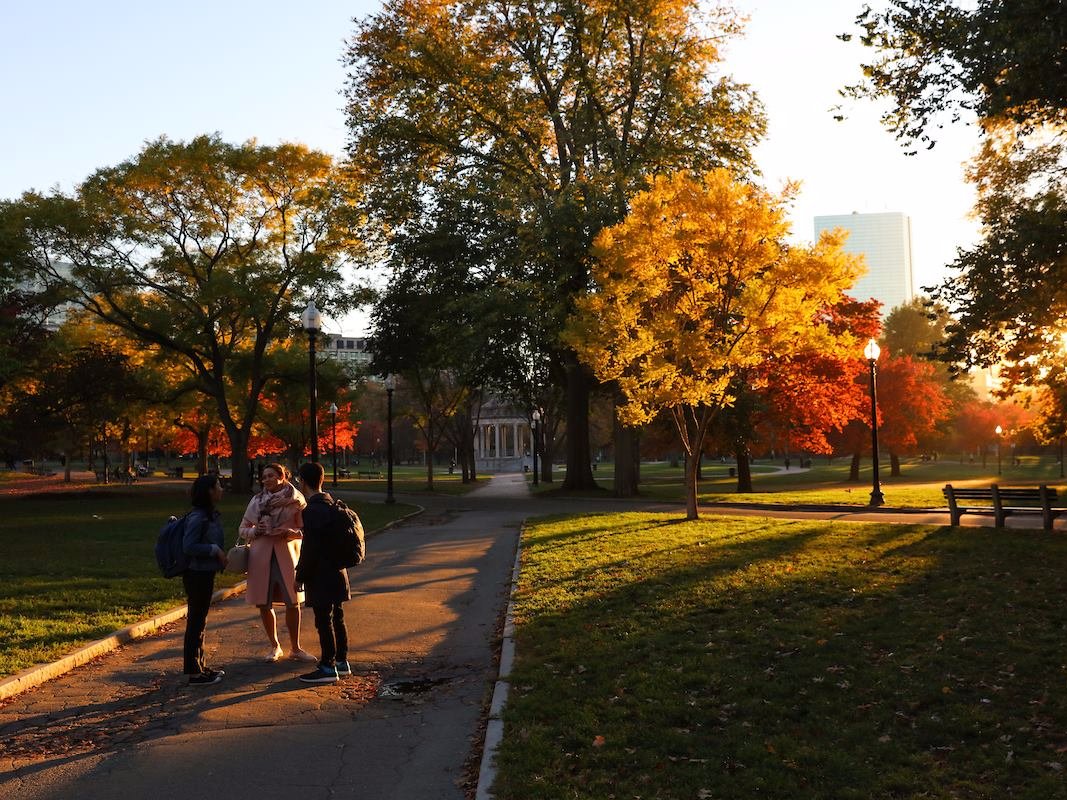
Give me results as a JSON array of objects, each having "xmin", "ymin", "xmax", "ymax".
[
  {"xmin": 6, "ymin": 135, "xmax": 365, "ymax": 491},
  {"xmin": 344, "ymin": 0, "xmax": 764, "ymax": 490},
  {"xmin": 844, "ymin": 2, "xmax": 1067, "ymax": 382},
  {"xmin": 841, "ymin": 0, "xmax": 1066, "ymax": 149},
  {"xmin": 882, "ymin": 296, "xmax": 950, "ymax": 359}
]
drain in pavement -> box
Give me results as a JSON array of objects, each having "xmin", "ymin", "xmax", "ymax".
[{"xmin": 377, "ymin": 676, "xmax": 453, "ymax": 698}]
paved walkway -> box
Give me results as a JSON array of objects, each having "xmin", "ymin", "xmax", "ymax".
[{"xmin": 0, "ymin": 474, "xmax": 1051, "ymax": 799}]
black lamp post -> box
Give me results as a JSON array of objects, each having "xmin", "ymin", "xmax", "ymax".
[
  {"xmin": 329, "ymin": 402, "xmax": 339, "ymax": 487},
  {"xmin": 531, "ymin": 409, "xmax": 540, "ymax": 487},
  {"xmin": 865, "ymin": 338, "xmax": 885, "ymax": 507},
  {"xmin": 995, "ymin": 424, "xmax": 1002, "ymax": 476},
  {"xmin": 300, "ymin": 301, "xmax": 322, "ymax": 462},
  {"xmin": 385, "ymin": 374, "xmax": 396, "ymax": 504}
]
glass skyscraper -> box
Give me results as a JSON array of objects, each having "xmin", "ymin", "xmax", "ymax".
[{"xmin": 813, "ymin": 211, "xmax": 915, "ymax": 315}]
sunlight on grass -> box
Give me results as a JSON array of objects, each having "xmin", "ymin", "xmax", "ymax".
[{"xmin": 495, "ymin": 512, "xmax": 1067, "ymax": 799}]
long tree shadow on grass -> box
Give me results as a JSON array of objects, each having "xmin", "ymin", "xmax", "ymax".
[{"xmin": 496, "ymin": 515, "xmax": 1067, "ymax": 800}]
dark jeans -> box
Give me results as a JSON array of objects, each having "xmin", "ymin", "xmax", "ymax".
[
  {"xmin": 312, "ymin": 602, "xmax": 348, "ymax": 667},
  {"xmin": 182, "ymin": 568, "xmax": 216, "ymax": 674}
]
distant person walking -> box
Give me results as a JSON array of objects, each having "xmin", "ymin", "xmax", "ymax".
[
  {"xmin": 295, "ymin": 462, "xmax": 352, "ymax": 684},
  {"xmin": 182, "ymin": 474, "xmax": 229, "ymax": 685},
  {"xmin": 239, "ymin": 463, "xmax": 316, "ymax": 663}
]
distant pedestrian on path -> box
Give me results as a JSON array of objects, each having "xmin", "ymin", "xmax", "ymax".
[
  {"xmin": 239, "ymin": 463, "xmax": 316, "ymax": 664},
  {"xmin": 295, "ymin": 462, "xmax": 352, "ymax": 684},
  {"xmin": 183, "ymin": 474, "xmax": 229, "ymax": 686}
]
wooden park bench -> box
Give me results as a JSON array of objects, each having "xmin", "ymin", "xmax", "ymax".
[
  {"xmin": 943, "ymin": 484, "xmax": 1064, "ymax": 531},
  {"xmin": 357, "ymin": 470, "xmax": 383, "ymax": 479}
]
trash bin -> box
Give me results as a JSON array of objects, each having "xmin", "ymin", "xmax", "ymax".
[
  {"xmin": 729, "ymin": 467, "xmax": 736, "ymax": 477},
  {"xmin": 175, "ymin": 466, "xmax": 184, "ymax": 479}
]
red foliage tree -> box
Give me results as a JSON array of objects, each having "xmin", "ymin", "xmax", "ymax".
[{"xmin": 875, "ymin": 354, "xmax": 951, "ymax": 475}]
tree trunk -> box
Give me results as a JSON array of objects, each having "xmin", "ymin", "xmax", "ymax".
[
  {"xmin": 849, "ymin": 452, "xmax": 861, "ymax": 482},
  {"xmin": 612, "ymin": 403, "xmax": 639, "ymax": 498},
  {"xmin": 684, "ymin": 449, "xmax": 700, "ymax": 519},
  {"xmin": 197, "ymin": 437, "xmax": 209, "ymax": 477},
  {"xmin": 734, "ymin": 445, "xmax": 753, "ymax": 493},
  {"xmin": 890, "ymin": 452, "xmax": 901, "ymax": 477},
  {"xmin": 541, "ymin": 425, "xmax": 554, "ymax": 483},
  {"xmin": 425, "ymin": 421, "xmax": 435, "ymax": 490},
  {"xmin": 562, "ymin": 357, "xmax": 596, "ymax": 490},
  {"xmin": 228, "ymin": 434, "xmax": 250, "ymax": 494}
]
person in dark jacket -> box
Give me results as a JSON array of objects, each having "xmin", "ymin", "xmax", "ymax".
[
  {"xmin": 182, "ymin": 473, "xmax": 229, "ymax": 685},
  {"xmin": 294, "ymin": 462, "xmax": 352, "ymax": 684}
]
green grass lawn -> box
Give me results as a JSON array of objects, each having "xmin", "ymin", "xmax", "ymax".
[
  {"xmin": 494, "ymin": 511, "xmax": 1067, "ymax": 800},
  {"xmin": 0, "ymin": 487, "xmax": 415, "ymax": 677},
  {"xmin": 537, "ymin": 457, "xmax": 1067, "ymax": 509}
]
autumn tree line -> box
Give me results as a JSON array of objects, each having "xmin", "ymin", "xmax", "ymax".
[{"xmin": 1, "ymin": 1, "xmax": 1063, "ymax": 511}]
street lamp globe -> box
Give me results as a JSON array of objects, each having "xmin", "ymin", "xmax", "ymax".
[{"xmin": 300, "ymin": 301, "xmax": 322, "ymax": 333}]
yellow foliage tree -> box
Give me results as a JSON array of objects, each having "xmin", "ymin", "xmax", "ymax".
[{"xmin": 566, "ymin": 170, "xmax": 864, "ymax": 518}]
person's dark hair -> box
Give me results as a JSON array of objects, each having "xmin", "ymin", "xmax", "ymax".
[
  {"xmin": 298, "ymin": 462, "xmax": 325, "ymax": 491},
  {"xmin": 190, "ymin": 474, "xmax": 221, "ymax": 510}
]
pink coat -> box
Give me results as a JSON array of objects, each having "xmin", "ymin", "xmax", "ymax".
[{"xmin": 239, "ymin": 483, "xmax": 307, "ymax": 606}]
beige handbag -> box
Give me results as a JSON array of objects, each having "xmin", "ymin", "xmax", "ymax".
[{"xmin": 226, "ymin": 540, "xmax": 250, "ymax": 573}]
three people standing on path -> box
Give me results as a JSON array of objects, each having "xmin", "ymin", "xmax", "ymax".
[
  {"xmin": 238, "ymin": 463, "xmax": 317, "ymax": 663},
  {"xmin": 179, "ymin": 462, "xmax": 355, "ymax": 684}
]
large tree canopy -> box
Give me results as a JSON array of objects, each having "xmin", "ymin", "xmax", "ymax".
[
  {"xmin": 845, "ymin": 0, "xmax": 1067, "ymax": 408},
  {"xmin": 566, "ymin": 170, "xmax": 864, "ymax": 518},
  {"xmin": 842, "ymin": 0, "xmax": 1066, "ymax": 149},
  {"xmin": 344, "ymin": 0, "xmax": 764, "ymax": 489},
  {"xmin": 3, "ymin": 135, "xmax": 365, "ymax": 490}
]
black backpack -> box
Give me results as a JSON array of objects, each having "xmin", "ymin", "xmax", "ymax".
[{"xmin": 328, "ymin": 498, "xmax": 366, "ymax": 568}]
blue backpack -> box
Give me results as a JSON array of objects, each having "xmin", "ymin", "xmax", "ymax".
[{"xmin": 155, "ymin": 512, "xmax": 196, "ymax": 578}]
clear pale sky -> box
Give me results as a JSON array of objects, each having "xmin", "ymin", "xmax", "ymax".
[{"xmin": 1, "ymin": 1, "xmax": 981, "ymax": 332}]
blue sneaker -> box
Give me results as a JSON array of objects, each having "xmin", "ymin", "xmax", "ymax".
[
  {"xmin": 299, "ymin": 665, "xmax": 338, "ymax": 684},
  {"xmin": 335, "ymin": 660, "xmax": 352, "ymax": 677}
]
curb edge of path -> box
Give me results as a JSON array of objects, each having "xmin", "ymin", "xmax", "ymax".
[
  {"xmin": 0, "ymin": 503, "xmax": 425, "ymax": 703},
  {"xmin": 475, "ymin": 528, "xmax": 522, "ymax": 800}
]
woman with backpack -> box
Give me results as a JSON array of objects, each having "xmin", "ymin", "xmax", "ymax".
[
  {"xmin": 182, "ymin": 473, "xmax": 229, "ymax": 685},
  {"xmin": 239, "ymin": 463, "xmax": 316, "ymax": 663}
]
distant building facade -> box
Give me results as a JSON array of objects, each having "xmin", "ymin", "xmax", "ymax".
[
  {"xmin": 813, "ymin": 211, "xmax": 915, "ymax": 314},
  {"xmin": 322, "ymin": 335, "xmax": 373, "ymax": 372}
]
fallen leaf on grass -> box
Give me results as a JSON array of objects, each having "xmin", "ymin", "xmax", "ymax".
[{"xmin": 593, "ymin": 735, "xmax": 606, "ymax": 747}]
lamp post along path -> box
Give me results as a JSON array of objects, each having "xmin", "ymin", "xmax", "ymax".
[
  {"xmin": 532, "ymin": 410, "xmax": 540, "ymax": 487},
  {"xmin": 865, "ymin": 338, "xmax": 885, "ymax": 507},
  {"xmin": 995, "ymin": 424, "xmax": 1003, "ymax": 476},
  {"xmin": 385, "ymin": 374, "xmax": 396, "ymax": 504},
  {"xmin": 329, "ymin": 402, "xmax": 339, "ymax": 487},
  {"xmin": 301, "ymin": 301, "xmax": 322, "ymax": 463}
]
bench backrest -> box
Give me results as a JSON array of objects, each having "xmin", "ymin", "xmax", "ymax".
[{"xmin": 943, "ymin": 485, "xmax": 1058, "ymax": 502}]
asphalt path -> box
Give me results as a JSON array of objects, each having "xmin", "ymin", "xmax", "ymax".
[{"xmin": 0, "ymin": 473, "xmax": 1048, "ymax": 799}]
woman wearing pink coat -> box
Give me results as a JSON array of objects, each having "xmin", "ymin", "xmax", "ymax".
[{"xmin": 239, "ymin": 463, "xmax": 316, "ymax": 663}]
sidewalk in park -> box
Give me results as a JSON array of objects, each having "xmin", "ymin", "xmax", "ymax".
[{"xmin": 0, "ymin": 475, "xmax": 1052, "ymax": 800}]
